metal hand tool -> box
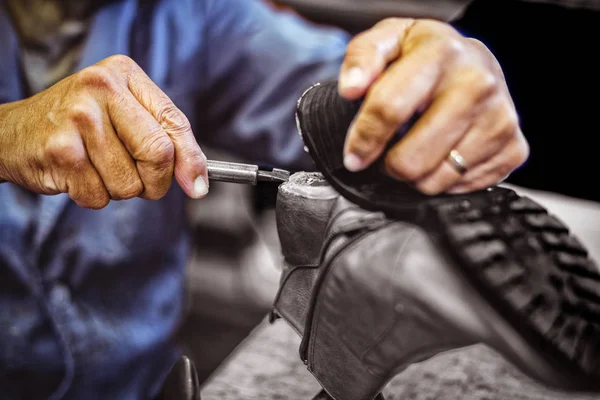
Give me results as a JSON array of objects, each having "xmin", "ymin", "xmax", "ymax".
[{"xmin": 206, "ymin": 160, "xmax": 290, "ymax": 185}]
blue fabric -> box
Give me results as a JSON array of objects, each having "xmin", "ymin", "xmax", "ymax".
[{"xmin": 0, "ymin": 1, "xmax": 348, "ymax": 398}]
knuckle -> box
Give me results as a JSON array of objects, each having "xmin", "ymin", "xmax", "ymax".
[
  {"xmin": 486, "ymin": 101, "xmax": 519, "ymax": 142},
  {"xmin": 499, "ymin": 104, "xmax": 520, "ymax": 133},
  {"xmin": 467, "ymin": 37, "xmax": 486, "ymax": 49},
  {"xmin": 354, "ymin": 121, "xmax": 387, "ymax": 147},
  {"xmin": 418, "ymin": 19, "xmax": 451, "ymax": 32},
  {"xmin": 446, "ymin": 37, "xmax": 467, "ymax": 56},
  {"xmin": 371, "ymin": 17, "xmax": 410, "ymax": 35},
  {"xmin": 375, "ymin": 17, "xmax": 403, "ymax": 28},
  {"xmin": 45, "ymin": 134, "xmax": 87, "ymax": 168},
  {"xmin": 68, "ymin": 102, "xmax": 101, "ymax": 130},
  {"xmin": 466, "ymin": 38, "xmax": 492, "ymax": 57},
  {"xmin": 180, "ymin": 148, "xmax": 205, "ymax": 168},
  {"xmin": 77, "ymin": 65, "xmax": 117, "ymax": 91},
  {"xmin": 112, "ymin": 179, "xmax": 144, "ymax": 200},
  {"xmin": 347, "ymin": 121, "xmax": 387, "ymax": 158},
  {"xmin": 494, "ymin": 141, "xmax": 528, "ymax": 181},
  {"xmin": 462, "ymin": 68, "xmax": 498, "ymax": 97},
  {"xmin": 103, "ymin": 54, "xmax": 137, "ymax": 71},
  {"xmin": 140, "ymin": 132, "xmax": 175, "ymax": 169},
  {"xmin": 507, "ymin": 109, "xmax": 520, "ymax": 130},
  {"xmin": 386, "ymin": 154, "xmax": 424, "ymax": 182},
  {"xmin": 345, "ymin": 38, "xmax": 374, "ymax": 61},
  {"xmin": 157, "ymin": 105, "xmax": 191, "ymax": 135},
  {"xmin": 511, "ymin": 136, "xmax": 530, "ymax": 166},
  {"xmin": 366, "ymin": 95, "xmax": 407, "ymax": 127},
  {"xmin": 432, "ymin": 36, "xmax": 466, "ymax": 60}
]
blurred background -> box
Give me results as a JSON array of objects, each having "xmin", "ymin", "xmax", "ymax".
[{"xmin": 179, "ymin": 0, "xmax": 471, "ymax": 384}]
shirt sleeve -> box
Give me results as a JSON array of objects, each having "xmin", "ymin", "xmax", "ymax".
[{"xmin": 197, "ymin": 0, "xmax": 350, "ymax": 170}]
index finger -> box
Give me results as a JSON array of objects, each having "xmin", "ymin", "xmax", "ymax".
[
  {"xmin": 343, "ymin": 43, "xmax": 443, "ymax": 172},
  {"xmin": 339, "ymin": 18, "xmax": 415, "ymax": 99},
  {"xmin": 101, "ymin": 55, "xmax": 208, "ymax": 199}
]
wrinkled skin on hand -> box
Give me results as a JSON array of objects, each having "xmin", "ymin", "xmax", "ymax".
[
  {"xmin": 338, "ymin": 18, "xmax": 529, "ymax": 195},
  {"xmin": 0, "ymin": 54, "xmax": 208, "ymax": 209}
]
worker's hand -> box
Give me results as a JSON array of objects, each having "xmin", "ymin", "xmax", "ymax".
[
  {"xmin": 0, "ymin": 55, "xmax": 208, "ymax": 209},
  {"xmin": 339, "ymin": 18, "xmax": 529, "ymax": 194}
]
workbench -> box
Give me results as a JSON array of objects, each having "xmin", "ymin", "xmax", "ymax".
[{"xmin": 201, "ymin": 318, "xmax": 600, "ymax": 400}]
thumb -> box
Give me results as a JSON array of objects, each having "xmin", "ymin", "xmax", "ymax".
[{"xmin": 161, "ymin": 108, "xmax": 208, "ymax": 199}]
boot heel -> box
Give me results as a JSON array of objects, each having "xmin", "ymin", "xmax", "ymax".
[{"xmin": 272, "ymin": 173, "xmax": 339, "ymax": 332}]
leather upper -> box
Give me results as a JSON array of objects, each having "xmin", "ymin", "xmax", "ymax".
[{"xmin": 274, "ymin": 172, "xmax": 474, "ymax": 400}]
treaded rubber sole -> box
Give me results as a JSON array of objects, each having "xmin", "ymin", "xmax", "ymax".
[
  {"xmin": 296, "ymin": 80, "xmax": 600, "ymax": 391},
  {"xmin": 429, "ymin": 189, "xmax": 600, "ymax": 391}
]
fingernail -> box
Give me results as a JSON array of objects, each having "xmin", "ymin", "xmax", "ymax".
[
  {"xmin": 193, "ymin": 176, "xmax": 209, "ymax": 198},
  {"xmin": 344, "ymin": 153, "xmax": 366, "ymax": 172},
  {"xmin": 340, "ymin": 67, "xmax": 366, "ymax": 91}
]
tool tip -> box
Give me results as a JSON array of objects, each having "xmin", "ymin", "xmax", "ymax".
[{"xmin": 257, "ymin": 168, "xmax": 290, "ymax": 183}]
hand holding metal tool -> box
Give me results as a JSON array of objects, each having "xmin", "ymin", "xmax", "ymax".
[{"xmin": 206, "ymin": 160, "xmax": 290, "ymax": 185}]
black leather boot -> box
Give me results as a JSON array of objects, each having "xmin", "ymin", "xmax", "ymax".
[
  {"xmin": 289, "ymin": 79, "xmax": 600, "ymax": 395},
  {"xmin": 273, "ymin": 170, "xmax": 600, "ymax": 400}
]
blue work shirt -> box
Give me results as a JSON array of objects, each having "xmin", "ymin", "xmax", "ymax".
[{"xmin": 0, "ymin": 1, "xmax": 348, "ymax": 398}]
